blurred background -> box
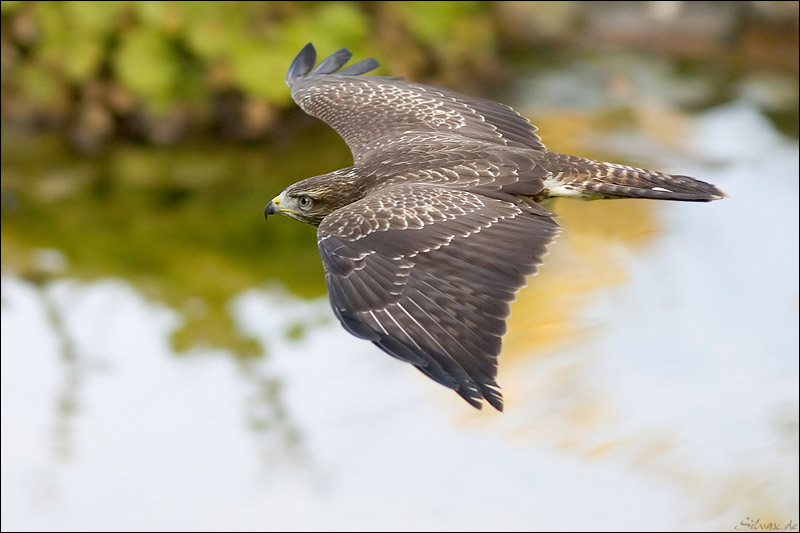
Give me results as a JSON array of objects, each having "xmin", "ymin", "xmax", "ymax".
[{"xmin": 1, "ymin": 1, "xmax": 798, "ymax": 531}]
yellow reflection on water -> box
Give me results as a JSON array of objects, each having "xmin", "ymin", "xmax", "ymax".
[{"xmin": 504, "ymin": 197, "xmax": 660, "ymax": 360}]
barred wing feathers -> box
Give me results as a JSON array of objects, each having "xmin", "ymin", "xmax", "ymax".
[
  {"xmin": 317, "ymin": 184, "xmax": 559, "ymax": 410},
  {"xmin": 287, "ymin": 43, "xmax": 546, "ymax": 163}
]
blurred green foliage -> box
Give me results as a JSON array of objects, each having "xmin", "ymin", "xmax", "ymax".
[
  {"xmin": 3, "ymin": 1, "xmax": 797, "ymax": 148},
  {"xmin": 0, "ymin": 1, "xmax": 506, "ymax": 147}
]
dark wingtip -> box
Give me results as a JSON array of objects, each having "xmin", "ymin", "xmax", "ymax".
[
  {"xmin": 312, "ymin": 47, "xmax": 353, "ymax": 75},
  {"xmin": 338, "ymin": 57, "xmax": 380, "ymax": 76},
  {"xmin": 287, "ymin": 44, "xmax": 380, "ymax": 86},
  {"xmin": 456, "ymin": 383, "xmax": 506, "ymax": 411},
  {"xmin": 458, "ymin": 390, "xmax": 484, "ymax": 410},
  {"xmin": 286, "ymin": 42, "xmax": 316, "ymax": 85},
  {"xmin": 483, "ymin": 387, "xmax": 505, "ymax": 412}
]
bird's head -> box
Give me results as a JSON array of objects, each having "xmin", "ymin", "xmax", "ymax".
[{"xmin": 265, "ymin": 169, "xmax": 360, "ymax": 227}]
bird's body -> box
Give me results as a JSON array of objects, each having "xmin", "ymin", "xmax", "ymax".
[{"xmin": 266, "ymin": 44, "xmax": 725, "ymax": 411}]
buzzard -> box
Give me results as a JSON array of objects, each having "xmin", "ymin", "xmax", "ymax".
[{"xmin": 265, "ymin": 44, "xmax": 724, "ymax": 411}]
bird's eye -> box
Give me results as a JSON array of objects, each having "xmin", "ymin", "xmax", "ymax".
[{"xmin": 298, "ymin": 195, "xmax": 313, "ymax": 210}]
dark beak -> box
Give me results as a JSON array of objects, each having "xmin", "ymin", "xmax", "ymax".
[{"xmin": 264, "ymin": 201, "xmax": 277, "ymax": 220}]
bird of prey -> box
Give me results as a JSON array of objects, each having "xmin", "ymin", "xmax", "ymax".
[{"xmin": 265, "ymin": 44, "xmax": 725, "ymax": 411}]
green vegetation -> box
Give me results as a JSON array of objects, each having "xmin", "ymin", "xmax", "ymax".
[
  {"xmin": 1, "ymin": 1, "xmax": 508, "ymax": 146},
  {"xmin": 2, "ymin": 1, "xmax": 796, "ymax": 145}
]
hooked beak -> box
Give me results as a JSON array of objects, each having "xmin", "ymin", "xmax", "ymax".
[{"xmin": 264, "ymin": 195, "xmax": 281, "ymax": 220}]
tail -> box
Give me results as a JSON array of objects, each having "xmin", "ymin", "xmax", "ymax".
[{"xmin": 540, "ymin": 153, "xmax": 726, "ymax": 202}]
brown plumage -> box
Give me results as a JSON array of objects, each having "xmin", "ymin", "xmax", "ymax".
[{"xmin": 265, "ymin": 44, "xmax": 725, "ymax": 411}]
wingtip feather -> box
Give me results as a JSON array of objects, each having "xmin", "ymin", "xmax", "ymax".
[
  {"xmin": 287, "ymin": 43, "xmax": 380, "ymax": 85},
  {"xmin": 313, "ymin": 48, "xmax": 353, "ymax": 75},
  {"xmin": 338, "ymin": 57, "xmax": 380, "ymax": 76},
  {"xmin": 286, "ymin": 42, "xmax": 316, "ymax": 85}
]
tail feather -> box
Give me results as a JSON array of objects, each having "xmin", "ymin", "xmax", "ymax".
[{"xmin": 541, "ymin": 153, "xmax": 726, "ymax": 202}]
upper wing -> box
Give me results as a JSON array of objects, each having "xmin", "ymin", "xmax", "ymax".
[
  {"xmin": 286, "ymin": 43, "xmax": 546, "ymax": 163},
  {"xmin": 317, "ymin": 183, "xmax": 559, "ymax": 410}
]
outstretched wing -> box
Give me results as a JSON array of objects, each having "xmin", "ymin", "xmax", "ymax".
[
  {"xmin": 287, "ymin": 43, "xmax": 546, "ymax": 164},
  {"xmin": 317, "ymin": 183, "xmax": 559, "ymax": 410}
]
